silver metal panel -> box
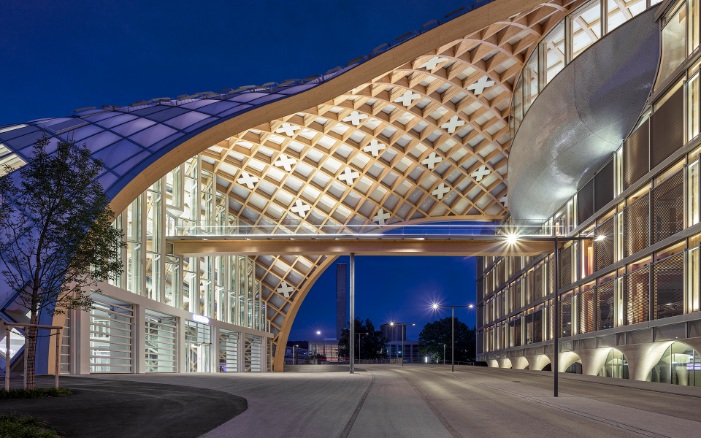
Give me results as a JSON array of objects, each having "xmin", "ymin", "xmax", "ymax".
[{"xmin": 508, "ymin": 8, "xmax": 659, "ymax": 221}]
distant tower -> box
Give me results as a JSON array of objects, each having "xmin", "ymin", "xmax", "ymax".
[{"xmin": 336, "ymin": 263, "xmax": 347, "ymax": 340}]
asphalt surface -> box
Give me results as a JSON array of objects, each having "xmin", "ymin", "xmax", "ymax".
[
  {"xmin": 2, "ymin": 366, "xmax": 701, "ymax": 437},
  {"xmin": 0, "ymin": 377, "xmax": 247, "ymax": 438}
]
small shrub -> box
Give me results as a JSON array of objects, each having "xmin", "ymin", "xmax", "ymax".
[
  {"xmin": 0, "ymin": 387, "xmax": 71, "ymax": 400},
  {"xmin": 0, "ymin": 414, "xmax": 59, "ymax": 437}
]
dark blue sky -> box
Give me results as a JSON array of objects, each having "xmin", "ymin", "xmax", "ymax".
[{"xmin": 0, "ymin": 0, "xmax": 479, "ymax": 338}]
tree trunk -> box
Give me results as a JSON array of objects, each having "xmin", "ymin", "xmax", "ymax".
[{"xmin": 26, "ymin": 312, "xmax": 38, "ymax": 390}]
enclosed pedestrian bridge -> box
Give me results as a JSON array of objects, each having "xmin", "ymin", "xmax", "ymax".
[{"xmin": 167, "ymin": 225, "xmax": 558, "ymax": 256}]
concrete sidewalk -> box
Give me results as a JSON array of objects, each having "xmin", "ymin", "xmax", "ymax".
[{"xmin": 3, "ymin": 366, "xmax": 700, "ymax": 437}]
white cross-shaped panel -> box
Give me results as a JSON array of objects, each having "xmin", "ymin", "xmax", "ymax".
[
  {"xmin": 291, "ymin": 199, "xmax": 311, "ymax": 217},
  {"xmin": 363, "ymin": 139, "xmax": 386, "ymax": 157},
  {"xmin": 471, "ymin": 165, "xmax": 490, "ymax": 182},
  {"xmin": 342, "ymin": 111, "xmax": 368, "ymax": 126},
  {"xmin": 277, "ymin": 282, "xmax": 294, "ymax": 298},
  {"xmin": 421, "ymin": 152, "xmax": 442, "ymax": 170},
  {"xmin": 373, "ymin": 208, "xmax": 390, "ymax": 226},
  {"xmin": 394, "ymin": 90, "xmax": 421, "ymax": 107},
  {"xmin": 275, "ymin": 154, "xmax": 296, "ymax": 171},
  {"xmin": 275, "ymin": 122, "xmax": 301, "ymax": 136},
  {"xmin": 467, "ymin": 76, "xmax": 496, "ymax": 96},
  {"xmin": 339, "ymin": 167, "xmax": 359, "ymax": 185},
  {"xmin": 441, "ymin": 115, "xmax": 465, "ymax": 134},
  {"xmin": 432, "ymin": 183, "xmax": 450, "ymax": 200},
  {"xmin": 237, "ymin": 171, "xmax": 259, "ymax": 189},
  {"xmin": 418, "ymin": 56, "xmax": 448, "ymax": 70}
]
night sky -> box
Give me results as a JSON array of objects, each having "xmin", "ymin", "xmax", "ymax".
[{"xmin": 1, "ymin": 0, "xmax": 480, "ymax": 340}]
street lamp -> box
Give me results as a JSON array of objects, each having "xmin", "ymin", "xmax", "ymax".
[
  {"xmin": 503, "ymin": 231, "xmax": 601, "ymax": 397},
  {"xmin": 389, "ymin": 322, "xmax": 415, "ymax": 366},
  {"xmin": 292, "ymin": 344, "xmax": 299, "ymax": 365},
  {"xmin": 357, "ymin": 332, "xmax": 368, "ymax": 362},
  {"xmin": 431, "ymin": 302, "xmax": 475, "ymax": 372}
]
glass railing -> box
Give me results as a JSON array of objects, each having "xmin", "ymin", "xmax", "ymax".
[{"xmin": 168, "ymin": 222, "xmax": 557, "ymax": 238}]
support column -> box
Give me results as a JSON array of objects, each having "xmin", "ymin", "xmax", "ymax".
[
  {"xmin": 133, "ymin": 304, "xmax": 145, "ymax": 374},
  {"xmin": 78, "ymin": 308, "xmax": 91, "ymax": 374},
  {"xmin": 350, "ymin": 253, "xmax": 355, "ymax": 373},
  {"xmin": 553, "ymin": 238, "xmax": 560, "ymax": 397}
]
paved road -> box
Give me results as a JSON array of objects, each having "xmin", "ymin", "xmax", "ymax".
[{"xmin": 47, "ymin": 365, "xmax": 701, "ymax": 437}]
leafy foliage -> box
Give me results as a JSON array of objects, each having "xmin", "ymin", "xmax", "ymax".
[
  {"xmin": 0, "ymin": 387, "xmax": 72, "ymax": 399},
  {"xmin": 418, "ymin": 317, "xmax": 476, "ymax": 363},
  {"xmin": 0, "ymin": 414, "xmax": 59, "ymax": 438},
  {"xmin": 338, "ymin": 318, "xmax": 388, "ymax": 360},
  {"xmin": 0, "ymin": 137, "xmax": 125, "ymax": 388}
]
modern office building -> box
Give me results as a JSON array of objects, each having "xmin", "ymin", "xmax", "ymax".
[
  {"xmin": 477, "ymin": 0, "xmax": 701, "ymax": 386},
  {"xmin": 3, "ymin": 0, "xmax": 699, "ymax": 386}
]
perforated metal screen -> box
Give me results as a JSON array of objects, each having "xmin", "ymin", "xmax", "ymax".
[
  {"xmin": 653, "ymin": 252, "xmax": 684, "ymax": 320},
  {"xmin": 596, "ymin": 280, "xmax": 615, "ymax": 330},
  {"xmin": 624, "ymin": 265, "xmax": 650, "ymax": 325},
  {"xmin": 624, "ymin": 194, "xmax": 650, "ymax": 257},
  {"xmin": 652, "ymin": 170, "xmax": 684, "ymax": 244},
  {"xmin": 595, "ymin": 217, "xmax": 614, "ymax": 271}
]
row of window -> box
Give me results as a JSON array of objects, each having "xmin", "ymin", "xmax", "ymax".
[{"xmin": 512, "ymin": 0, "xmax": 666, "ymax": 132}]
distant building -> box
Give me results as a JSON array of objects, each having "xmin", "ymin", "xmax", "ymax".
[
  {"xmin": 386, "ymin": 340, "xmax": 420, "ymax": 364},
  {"xmin": 309, "ymin": 339, "xmax": 340, "ymax": 363}
]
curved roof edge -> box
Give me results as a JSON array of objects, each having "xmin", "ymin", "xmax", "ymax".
[{"xmin": 0, "ymin": 0, "xmax": 542, "ymax": 216}]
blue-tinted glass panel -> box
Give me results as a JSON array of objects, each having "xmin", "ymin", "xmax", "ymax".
[
  {"xmin": 146, "ymin": 107, "xmax": 190, "ymax": 123},
  {"xmin": 163, "ymin": 112, "xmax": 210, "ymax": 130},
  {"xmin": 93, "ymin": 139, "xmax": 143, "ymax": 167},
  {"xmin": 111, "ymin": 118, "xmax": 156, "ymax": 136},
  {"xmin": 78, "ymin": 131, "xmax": 122, "ymax": 153},
  {"xmin": 96, "ymin": 114, "xmax": 138, "ymax": 129},
  {"xmin": 129, "ymin": 125, "xmax": 178, "ymax": 147}
]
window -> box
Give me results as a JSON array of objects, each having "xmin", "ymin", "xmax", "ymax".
[
  {"xmin": 688, "ymin": 70, "xmax": 700, "ymax": 141},
  {"xmin": 523, "ymin": 53, "xmax": 539, "ymax": 113},
  {"xmin": 607, "ymin": 0, "xmax": 646, "ymax": 33},
  {"xmin": 658, "ymin": 2, "xmax": 688, "ymax": 87},
  {"xmin": 687, "ymin": 245, "xmax": 700, "ymax": 312},
  {"xmin": 543, "ymin": 22, "xmax": 565, "ymax": 84},
  {"xmin": 571, "ymin": 1, "xmax": 602, "ymax": 60}
]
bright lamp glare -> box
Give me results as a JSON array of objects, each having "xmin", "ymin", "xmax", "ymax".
[
  {"xmin": 595, "ymin": 234, "xmax": 606, "ymax": 242},
  {"xmin": 468, "ymin": 304, "xmax": 475, "ymax": 309},
  {"xmin": 389, "ymin": 321, "xmax": 395, "ymax": 326},
  {"xmin": 506, "ymin": 233, "xmax": 518, "ymax": 245},
  {"xmin": 431, "ymin": 303, "xmax": 440, "ymax": 310}
]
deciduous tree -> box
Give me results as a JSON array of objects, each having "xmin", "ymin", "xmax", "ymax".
[
  {"xmin": 0, "ymin": 137, "xmax": 124, "ymax": 388},
  {"xmin": 338, "ymin": 318, "xmax": 387, "ymax": 361},
  {"xmin": 419, "ymin": 317, "xmax": 476, "ymax": 363}
]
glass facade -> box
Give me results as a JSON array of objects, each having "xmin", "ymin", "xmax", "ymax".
[
  {"xmin": 185, "ymin": 320, "xmax": 211, "ymax": 373},
  {"xmin": 480, "ymin": 0, "xmax": 701, "ymax": 386},
  {"xmin": 116, "ymin": 156, "xmax": 267, "ymax": 331}
]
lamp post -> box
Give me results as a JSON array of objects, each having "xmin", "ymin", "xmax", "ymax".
[
  {"xmin": 389, "ymin": 322, "xmax": 414, "ymax": 366},
  {"xmin": 502, "ymin": 231, "xmax": 603, "ymax": 397},
  {"xmin": 356, "ymin": 332, "xmax": 368, "ymax": 362},
  {"xmin": 431, "ymin": 303, "xmax": 475, "ymax": 372},
  {"xmin": 292, "ymin": 344, "xmax": 299, "ymax": 365}
]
